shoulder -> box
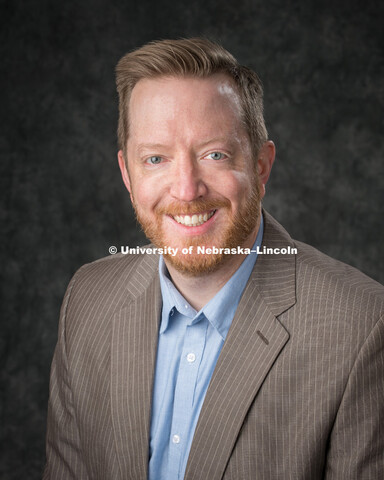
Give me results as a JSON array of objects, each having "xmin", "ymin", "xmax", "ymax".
[
  {"xmin": 60, "ymin": 249, "xmax": 160, "ymax": 332},
  {"xmin": 262, "ymin": 210, "xmax": 384, "ymax": 332},
  {"xmin": 294, "ymin": 238, "xmax": 384, "ymax": 308},
  {"xmin": 75, "ymin": 247, "xmax": 158, "ymax": 287},
  {"xmin": 289, "ymin": 239, "xmax": 384, "ymax": 352},
  {"xmin": 72, "ymin": 251, "xmax": 147, "ymax": 291}
]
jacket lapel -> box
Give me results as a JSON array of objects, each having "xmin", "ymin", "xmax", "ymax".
[
  {"xmin": 185, "ymin": 211, "xmax": 296, "ymax": 480},
  {"xmin": 110, "ymin": 253, "xmax": 162, "ymax": 480}
]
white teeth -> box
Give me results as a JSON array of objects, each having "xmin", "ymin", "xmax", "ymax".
[{"xmin": 173, "ymin": 210, "xmax": 215, "ymax": 227}]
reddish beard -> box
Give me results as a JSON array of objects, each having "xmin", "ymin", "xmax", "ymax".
[{"xmin": 133, "ymin": 178, "xmax": 262, "ymax": 276}]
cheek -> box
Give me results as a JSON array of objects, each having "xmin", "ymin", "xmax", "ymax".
[
  {"xmin": 217, "ymin": 172, "xmax": 254, "ymax": 206},
  {"xmin": 135, "ymin": 190, "xmax": 157, "ymax": 212},
  {"xmin": 130, "ymin": 174, "xmax": 162, "ymax": 209}
]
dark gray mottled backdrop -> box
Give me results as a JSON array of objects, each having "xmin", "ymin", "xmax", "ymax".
[{"xmin": 1, "ymin": 0, "xmax": 383, "ymax": 478}]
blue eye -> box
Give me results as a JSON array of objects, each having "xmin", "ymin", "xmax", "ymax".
[
  {"xmin": 147, "ymin": 156, "xmax": 163, "ymax": 165},
  {"xmin": 209, "ymin": 152, "xmax": 225, "ymax": 160}
]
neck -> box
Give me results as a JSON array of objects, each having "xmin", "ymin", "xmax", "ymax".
[{"xmin": 164, "ymin": 220, "xmax": 261, "ymax": 311}]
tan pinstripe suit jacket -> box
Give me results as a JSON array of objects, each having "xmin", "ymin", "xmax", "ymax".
[{"xmin": 44, "ymin": 211, "xmax": 384, "ymax": 480}]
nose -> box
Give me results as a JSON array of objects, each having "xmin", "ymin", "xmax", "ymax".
[{"xmin": 169, "ymin": 156, "xmax": 208, "ymax": 201}]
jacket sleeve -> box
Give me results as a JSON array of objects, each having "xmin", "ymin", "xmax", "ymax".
[
  {"xmin": 325, "ymin": 316, "xmax": 384, "ymax": 479},
  {"xmin": 43, "ymin": 272, "xmax": 90, "ymax": 480}
]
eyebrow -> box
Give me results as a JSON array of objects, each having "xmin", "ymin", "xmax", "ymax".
[
  {"xmin": 137, "ymin": 137, "xmax": 237, "ymax": 151},
  {"xmin": 137, "ymin": 143, "xmax": 171, "ymax": 151},
  {"xmin": 196, "ymin": 137, "xmax": 236, "ymax": 149}
]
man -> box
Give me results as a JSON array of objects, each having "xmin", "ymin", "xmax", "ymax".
[{"xmin": 44, "ymin": 38, "xmax": 384, "ymax": 480}]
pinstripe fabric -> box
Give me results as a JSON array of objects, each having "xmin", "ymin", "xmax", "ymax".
[{"xmin": 44, "ymin": 211, "xmax": 384, "ymax": 479}]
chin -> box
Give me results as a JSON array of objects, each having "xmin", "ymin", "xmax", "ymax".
[{"xmin": 163, "ymin": 249, "xmax": 230, "ymax": 276}]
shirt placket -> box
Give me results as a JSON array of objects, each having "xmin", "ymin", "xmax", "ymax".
[{"xmin": 167, "ymin": 316, "xmax": 208, "ymax": 479}]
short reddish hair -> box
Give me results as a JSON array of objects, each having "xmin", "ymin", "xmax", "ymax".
[{"xmin": 116, "ymin": 37, "xmax": 268, "ymax": 159}]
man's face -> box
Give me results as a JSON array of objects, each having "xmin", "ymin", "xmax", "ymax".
[{"xmin": 119, "ymin": 74, "xmax": 272, "ymax": 275}]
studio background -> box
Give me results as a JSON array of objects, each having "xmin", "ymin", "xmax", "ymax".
[{"xmin": 1, "ymin": 0, "xmax": 383, "ymax": 478}]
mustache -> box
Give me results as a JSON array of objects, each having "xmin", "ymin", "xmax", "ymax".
[{"xmin": 156, "ymin": 198, "xmax": 231, "ymax": 216}]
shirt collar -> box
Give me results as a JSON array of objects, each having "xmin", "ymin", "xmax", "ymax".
[
  {"xmin": 159, "ymin": 260, "xmax": 198, "ymax": 333},
  {"xmin": 159, "ymin": 215, "xmax": 264, "ymax": 338}
]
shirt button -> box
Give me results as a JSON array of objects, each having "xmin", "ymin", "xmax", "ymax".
[
  {"xmin": 170, "ymin": 308, "xmax": 174, "ymax": 316},
  {"xmin": 187, "ymin": 353, "xmax": 196, "ymax": 363},
  {"xmin": 172, "ymin": 434, "xmax": 180, "ymax": 444}
]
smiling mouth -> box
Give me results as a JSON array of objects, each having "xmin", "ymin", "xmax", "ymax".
[{"xmin": 172, "ymin": 210, "xmax": 216, "ymax": 227}]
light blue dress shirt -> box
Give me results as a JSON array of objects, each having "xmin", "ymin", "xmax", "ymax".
[{"xmin": 148, "ymin": 217, "xmax": 264, "ymax": 480}]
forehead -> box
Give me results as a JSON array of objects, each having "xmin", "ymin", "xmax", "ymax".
[{"xmin": 128, "ymin": 74, "xmax": 244, "ymax": 143}]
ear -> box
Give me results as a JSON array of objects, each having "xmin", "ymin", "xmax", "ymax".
[
  {"xmin": 256, "ymin": 140, "xmax": 275, "ymax": 198},
  {"xmin": 118, "ymin": 150, "xmax": 133, "ymax": 202}
]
